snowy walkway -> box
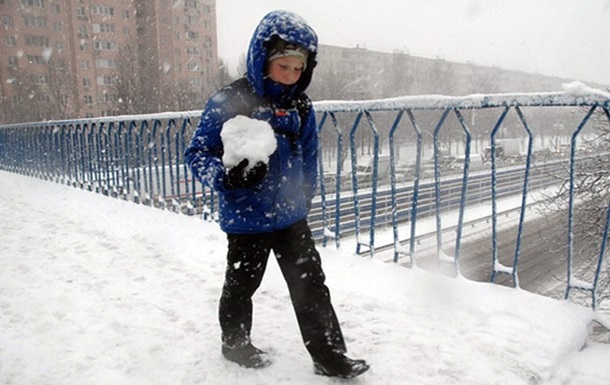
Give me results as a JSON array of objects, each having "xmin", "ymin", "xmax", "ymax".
[{"xmin": 1, "ymin": 170, "xmax": 609, "ymax": 385}]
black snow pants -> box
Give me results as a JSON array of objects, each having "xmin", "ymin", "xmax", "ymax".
[{"xmin": 219, "ymin": 219, "xmax": 347, "ymax": 361}]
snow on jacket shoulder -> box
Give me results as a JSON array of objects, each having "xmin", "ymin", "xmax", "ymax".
[{"xmin": 184, "ymin": 11, "xmax": 319, "ymax": 234}]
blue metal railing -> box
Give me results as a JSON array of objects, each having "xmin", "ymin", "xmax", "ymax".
[{"xmin": 1, "ymin": 89, "xmax": 610, "ymax": 308}]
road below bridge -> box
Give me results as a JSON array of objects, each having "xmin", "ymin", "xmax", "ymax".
[
  {"xmin": 458, "ymin": 213, "xmax": 568, "ymax": 298},
  {"xmin": 407, "ymin": 211, "xmax": 578, "ymax": 301}
]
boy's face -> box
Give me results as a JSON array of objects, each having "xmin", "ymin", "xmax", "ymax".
[{"xmin": 267, "ymin": 56, "xmax": 304, "ymax": 86}]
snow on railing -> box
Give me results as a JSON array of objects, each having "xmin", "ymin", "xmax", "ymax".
[
  {"xmin": 315, "ymin": 82, "xmax": 610, "ymax": 111},
  {"xmin": 1, "ymin": 83, "xmax": 609, "ymax": 308}
]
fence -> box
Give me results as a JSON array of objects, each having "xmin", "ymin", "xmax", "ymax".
[{"xmin": 1, "ymin": 85, "xmax": 610, "ymax": 308}]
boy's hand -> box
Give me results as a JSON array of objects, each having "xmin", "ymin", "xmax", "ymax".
[{"xmin": 224, "ymin": 159, "xmax": 268, "ymax": 190}]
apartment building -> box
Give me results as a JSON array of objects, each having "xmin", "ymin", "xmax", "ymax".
[
  {"xmin": 312, "ymin": 44, "xmax": 608, "ymax": 101},
  {"xmin": 0, "ymin": 0, "xmax": 218, "ymax": 123}
]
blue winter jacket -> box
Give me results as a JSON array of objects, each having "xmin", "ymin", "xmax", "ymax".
[{"xmin": 184, "ymin": 10, "xmax": 319, "ymax": 234}]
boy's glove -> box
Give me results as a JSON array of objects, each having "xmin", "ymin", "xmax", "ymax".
[{"xmin": 223, "ymin": 159, "xmax": 268, "ymax": 190}]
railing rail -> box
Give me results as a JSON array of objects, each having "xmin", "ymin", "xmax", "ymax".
[{"xmin": 1, "ymin": 86, "xmax": 610, "ymax": 308}]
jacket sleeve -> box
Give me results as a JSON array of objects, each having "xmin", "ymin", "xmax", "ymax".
[
  {"xmin": 300, "ymin": 102, "xmax": 319, "ymax": 204},
  {"xmin": 184, "ymin": 91, "xmax": 232, "ymax": 193}
]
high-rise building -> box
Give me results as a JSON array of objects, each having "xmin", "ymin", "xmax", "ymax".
[{"xmin": 0, "ymin": 0, "xmax": 218, "ymax": 123}]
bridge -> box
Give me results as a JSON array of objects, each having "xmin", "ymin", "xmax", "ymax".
[{"xmin": 1, "ymin": 83, "xmax": 610, "ymax": 309}]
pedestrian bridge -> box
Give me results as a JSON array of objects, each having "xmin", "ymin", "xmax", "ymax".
[{"xmin": 1, "ymin": 83, "xmax": 609, "ymax": 309}]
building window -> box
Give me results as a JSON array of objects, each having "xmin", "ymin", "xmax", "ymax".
[
  {"xmin": 95, "ymin": 58, "xmax": 116, "ymax": 68},
  {"xmin": 93, "ymin": 40, "xmax": 117, "ymax": 51},
  {"xmin": 51, "ymin": 3, "xmax": 60, "ymax": 13},
  {"xmin": 5, "ymin": 35, "xmax": 16, "ymax": 46},
  {"xmin": 185, "ymin": 0, "xmax": 198, "ymax": 9},
  {"xmin": 122, "ymin": 10, "xmax": 129, "ymax": 19},
  {"xmin": 91, "ymin": 5, "xmax": 114, "ymax": 16},
  {"xmin": 81, "ymin": 59, "xmax": 90, "ymax": 69},
  {"xmin": 1, "ymin": 15, "xmax": 13, "ymax": 27},
  {"xmin": 189, "ymin": 78, "xmax": 203, "ymax": 87},
  {"xmin": 25, "ymin": 35, "xmax": 49, "ymax": 47},
  {"xmin": 21, "ymin": 0, "xmax": 44, "ymax": 8},
  {"xmin": 92, "ymin": 23, "xmax": 115, "ymax": 33},
  {"xmin": 96, "ymin": 75, "xmax": 115, "ymax": 85},
  {"xmin": 82, "ymin": 78, "xmax": 91, "ymax": 88},
  {"xmin": 97, "ymin": 92, "xmax": 116, "ymax": 103},
  {"xmin": 187, "ymin": 62, "xmax": 200, "ymax": 71},
  {"xmin": 23, "ymin": 14, "xmax": 47, "ymax": 27},
  {"xmin": 35, "ymin": 93, "xmax": 51, "ymax": 103},
  {"xmin": 77, "ymin": 25, "xmax": 88, "ymax": 38},
  {"xmin": 186, "ymin": 47, "xmax": 200, "ymax": 55},
  {"xmin": 83, "ymin": 95, "xmax": 93, "ymax": 104},
  {"xmin": 52, "ymin": 21, "xmax": 62, "ymax": 31},
  {"xmin": 123, "ymin": 27, "xmax": 130, "ymax": 36},
  {"xmin": 186, "ymin": 31, "xmax": 199, "ymax": 39},
  {"xmin": 8, "ymin": 56, "xmax": 18, "ymax": 67},
  {"xmin": 27, "ymin": 54, "xmax": 44, "ymax": 64},
  {"xmin": 76, "ymin": 6, "xmax": 85, "ymax": 17},
  {"xmin": 31, "ymin": 74, "xmax": 49, "ymax": 84},
  {"xmin": 186, "ymin": 15, "xmax": 199, "ymax": 24}
]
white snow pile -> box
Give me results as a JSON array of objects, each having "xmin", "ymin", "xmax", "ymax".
[
  {"xmin": 221, "ymin": 115, "xmax": 277, "ymax": 170},
  {"xmin": 562, "ymin": 80, "xmax": 610, "ymax": 98},
  {"xmin": 1, "ymin": 170, "xmax": 610, "ymax": 385}
]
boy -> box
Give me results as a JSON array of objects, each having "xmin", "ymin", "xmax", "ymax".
[{"xmin": 184, "ymin": 10, "xmax": 369, "ymax": 379}]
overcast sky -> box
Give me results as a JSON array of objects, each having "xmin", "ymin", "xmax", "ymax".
[{"xmin": 216, "ymin": 0, "xmax": 610, "ymax": 87}]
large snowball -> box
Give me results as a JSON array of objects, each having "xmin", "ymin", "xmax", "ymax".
[{"xmin": 221, "ymin": 115, "xmax": 277, "ymax": 170}]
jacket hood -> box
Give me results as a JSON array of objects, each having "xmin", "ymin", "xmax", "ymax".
[{"xmin": 246, "ymin": 10, "xmax": 318, "ymax": 98}]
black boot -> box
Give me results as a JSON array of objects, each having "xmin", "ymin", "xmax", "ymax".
[
  {"xmin": 221, "ymin": 343, "xmax": 272, "ymax": 368},
  {"xmin": 314, "ymin": 353, "xmax": 369, "ymax": 379}
]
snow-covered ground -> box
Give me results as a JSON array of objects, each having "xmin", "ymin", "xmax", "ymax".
[{"xmin": 1, "ymin": 169, "xmax": 609, "ymax": 385}]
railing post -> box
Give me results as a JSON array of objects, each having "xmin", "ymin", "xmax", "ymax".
[
  {"xmin": 490, "ymin": 106, "xmax": 510, "ymax": 283},
  {"xmin": 406, "ymin": 110, "xmax": 424, "ymax": 264},
  {"xmin": 508, "ymin": 106, "xmax": 536, "ymax": 287},
  {"xmin": 349, "ymin": 112, "xmax": 365, "ymax": 254},
  {"xmin": 316, "ymin": 112, "xmax": 332, "ymax": 247},
  {"xmin": 388, "ymin": 109, "xmax": 407, "ymax": 263},
  {"xmin": 452, "ymin": 108, "xmax": 473, "ymax": 276},
  {"xmin": 432, "ymin": 109, "xmax": 451, "ymax": 263}
]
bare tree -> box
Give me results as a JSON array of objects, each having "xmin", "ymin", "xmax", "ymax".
[
  {"xmin": 1, "ymin": 66, "xmax": 41, "ymax": 123},
  {"xmin": 236, "ymin": 53, "xmax": 247, "ymax": 78},
  {"xmin": 44, "ymin": 57, "xmax": 77, "ymax": 119},
  {"xmin": 114, "ymin": 46, "xmax": 145, "ymax": 115},
  {"xmin": 217, "ymin": 58, "xmax": 234, "ymax": 87},
  {"xmin": 537, "ymin": 107, "xmax": 610, "ymax": 305}
]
